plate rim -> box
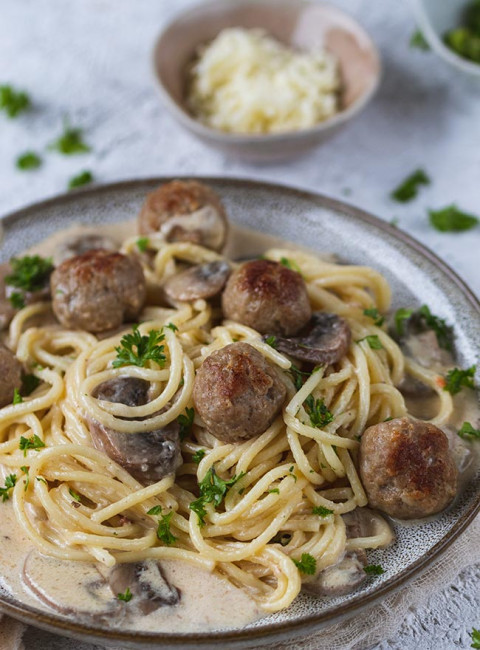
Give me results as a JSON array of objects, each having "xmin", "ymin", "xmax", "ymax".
[{"xmin": 0, "ymin": 175, "xmax": 479, "ymax": 648}]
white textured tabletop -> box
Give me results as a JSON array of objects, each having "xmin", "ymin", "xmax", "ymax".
[{"xmin": 1, "ymin": 1, "xmax": 479, "ymax": 649}]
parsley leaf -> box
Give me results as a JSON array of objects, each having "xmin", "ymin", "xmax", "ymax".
[
  {"xmin": 394, "ymin": 307, "xmax": 414, "ymax": 336},
  {"xmin": 268, "ymin": 488, "xmax": 280, "ymax": 495},
  {"xmin": 410, "ymin": 29, "xmax": 430, "ymax": 50},
  {"xmin": 69, "ymin": 488, "xmax": 81, "ymax": 502},
  {"xmin": 444, "ymin": 365, "xmax": 476, "ymax": 395},
  {"xmin": 189, "ymin": 466, "xmax": 244, "ymax": 526},
  {"xmin": 192, "ymin": 449, "xmax": 206, "ymax": 464},
  {"xmin": 156, "ymin": 510, "xmax": 177, "ymax": 546},
  {"xmin": 16, "ymin": 152, "xmax": 42, "ymax": 170},
  {"xmin": 312, "ymin": 505, "xmax": 334, "ymax": 517},
  {"xmin": 357, "ymin": 335, "xmax": 383, "ymax": 350},
  {"xmin": 458, "ymin": 422, "xmax": 480, "ymax": 440},
  {"xmin": 0, "ymin": 474, "xmax": 17, "ymax": 502},
  {"xmin": 264, "ymin": 335, "xmax": 277, "ymax": 349},
  {"xmin": 391, "ymin": 169, "xmax": 430, "ymax": 203},
  {"xmin": 9, "ymin": 292, "xmax": 25, "ymax": 310},
  {"xmin": 165, "ymin": 322, "xmax": 178, "ymax": 332},
  {"xmin": 6, "ymin": 255, "xmax": 53, "ymax": 293},
  {"xmin": 178, "ymin": 407, "xmax": 195, "ymax": 441},
  {"xmin": 113, "ymin": 326, "xmax": 166, "ymax": 368},
  {"xmin": 68, "ymin": 170, "xmax": 93, "ymax": 190},
  {"xmin": 20, "ymin": 465, "xmax": 29, "ymax": 491},
  {"xmin": 470, "ymin": 627, "xmax": 480, "ymax": 649},
  {"xmin": 147, "ymin": 505, "xmax": 163, "ymax": 516},
  {"xmin": 363, "ymin": 307, "xmax": 384, "ymax": 327},
  {"xmin": 136, "ymin": 237, "xmax": 149, "ymax": 252},
  {"xmin": 417, "ymin": 304, "xmax": 453, "ymax": 351},
  {"xmin": 280, "ymin": 257, "xmax": 302, "ymax": 275},
  {"xmin": 363, "ymin": 564, "xmax": 385, "ymax": 575},
  {"xmin": 117, "ymin": 587, "xmax": 133, "ymax": 602},
  {"xmin": 304, "ymin": 394, "xmax": 334, "ymax": 428},
  {"xmin": 429, "ymin": 204, "xmax": 479, "ymax": 232},
  {"xmin": 19, "ymin": 434, "xmax": 45, "ymax": 457},
  {"xmin": 21, "ymin": 374, "xmax": 41, "ymax": 396},
  {"xmin": 49, "ymin": 120, "xmax": 91, "ymax": 155},
  {"xmin": 12, "ymin": 388, "xmax": 23, "ymax": 404},
  {"xmin": 0, "ymin": 85, "xmax": 30, "ymax": 118},
  {"xmin": 289, "ymin": 364, "xmax": 309, "ymax": 391},
  {"xmin": 293, "ymin": 553, "xmax": 316, "ymax": 575}
]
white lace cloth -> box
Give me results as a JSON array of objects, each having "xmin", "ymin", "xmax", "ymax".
[{"xmin": 0, "ymin": 0, "xmax": 479, "ymax": 648}]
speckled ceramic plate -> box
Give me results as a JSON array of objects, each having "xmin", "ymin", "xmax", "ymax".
[{"xmin": 0, "ymin": 178, "xmax": 479, "ymax": 649}]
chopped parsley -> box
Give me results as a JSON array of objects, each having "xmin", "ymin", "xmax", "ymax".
[
  {"xmin": 16, "ymin": 152, "xmax": 42, "ymax": 170},
  {"xmin": 68, "ymin": 170, "xmax": 93, "ymax": 190},
  {"xmin": 410, "ymin": 29, "xmax": 430, "ymax": 50},
  {"xmin": 357, "ymin": 335, "xmax": 383, "ymax": 350},
  {"xmin": 416, "ymin": 305, "xmax": 453, "ymax": 351},
  {"xmin": 113, "ymin": 326, "xmax": 166, "ymax": 368},
  {"xmin": 268, "ymin": 488, "xmax": 280, "ymax": 495},
  {"xmin": 5, "ymin": 255, "xmax": 53, "ymax": 294},
  {"xmin": 444, "ymin": 2, "xmax": 480, "ymax": 64},
  {"xmin": 147, "ymin": 505, "xmax": 162, "ymax": 516},
  {"xmin": 21, "ymin": 374, "xmax": 41, "ymax": 396},
  {"xmin": 19, "ymin": 434, "xmax": 45, "ymax": 457},
  {"xmin": 49, "ymin": 120, "xmax": 91, "ymax": 155},
  {"xmin": 289, "ymin": 364, "xmax": 309, "ymax": 391},
  {"xmin": 0, "ymin": 474, "xmax": 17, "ymax": 502},
  {"xmin": 9, "ymin": 292, "xmax": 25, "ymax": 310},
  {"xmin": 136, "ymin": 237, "xmax": 149, "ymax": 252},
  {"xmin": 305, "ymin": 394, "xmax": 334, "ymax": 429},
  {"xmin": 20, "ymin": 466, "xmax": 29, "ymax": 491},
  {"xmin": 148, "ymin": 506, "xmax": 177, "ymax": 545},
  {"xmin": 363, "ymin": 307, "xmax": 384, "ymax": 327},
  {"xmin": 391, "ymin": 169, "xmax": 430, "ymax": 203},
  {"xmin": 264, "ymin": 335, "xmax": 277, "ymax": 349},
  {"xmin": 165, "ymin": 322, "xmax": 178, "ymax": 332},
  {"xmin": 69, "ymin": 488, "xmax": 81, "ymax": 502},
  {"xmin": 280, "ymin": 257, "xmax": 302, "ymax": 275},
  {"xmin": 470, "ymin": 627, "xmax": 480, "ymax": 649},
  {"xmin": 192, "ymin": 449, "xmax": 206, "ymax": 464},
  {"xmin": 312, "ymin": 505, "xmax": 334, "ymax": 517},
  {"xmin": 12, "ymin": 388, "xmax": 23, "ymax": 405},
  {"xmin": 429, "ymin": 205, "xmax": 479, "ymax": 232},
  {"xmin": 443, "ymin": 365, "xmax": 476, "ymax": 395},
  {"xmin": 189, "ymin": 466, "xmax": 244, "ymax": 526},
  {"xmin": 36, "ymin": 476, "xmax": 47, "ymax": 485},
  {"xmin": 363, "ymin": 564, "xmax": 385, "ymax": 575},
  {"xmin": 394, "ymin": 307, "xmax": 414, "ymax": 336},
  {"xmin": 292, "ymin": 553, "xmax": 316, "ymax": 575},
  {"xmin": 178, "ymin": 407, "xmax": 195, "ymax": 441},
  {"xmin": 458, "ymin": 422, "xmax": 480, "ymax": 440},
  {"xmin": 0, "ymin": 85, "xmax": 30, "ymax": 118},
  {"xmin": 117, "ymin": 587, "xmax": 133, "ymax": 602}
]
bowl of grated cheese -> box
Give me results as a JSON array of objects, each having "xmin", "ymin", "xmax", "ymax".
[{"xmin": 153, "ymin": 0, "xmax": 381, "ymax": 162}]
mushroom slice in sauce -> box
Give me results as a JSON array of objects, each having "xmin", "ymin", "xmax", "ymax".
[
  {"xmin": 106, "ymin": 560, "xmax": 180, "ymax": 614},
  {"xmin": 23, "ymin": 551, "xmax": 123, "ymax": 622},
  {"xmin": 88, "ymin": 377, "xmax": 182, "ymax": 484},
  {"xmin": 267, "ymin": 312, "xmax": 351, "ymax": 366},
  {"xmin": 53, "ymin": 232, "xmax": 118, "ymax": 266},
  {"xmin": 163, "ymin": 260, "xmax": 231, "ymax": 303}
]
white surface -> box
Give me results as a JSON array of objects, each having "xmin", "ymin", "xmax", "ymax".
[{"xmin": 0, "ymin": 1, "xmax": 479, "ymax": 649}]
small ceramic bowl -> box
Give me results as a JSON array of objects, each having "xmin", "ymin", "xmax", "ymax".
[
  {"xmin": 152, "ymin": 0, "xmax": 381, "ymax": 162},
  {"xmin": 411, "ymin": 0, "xmax": 480, "ymax": 78}
]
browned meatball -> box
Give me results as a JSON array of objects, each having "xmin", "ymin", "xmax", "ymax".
[
  {"xmin": 222, "ymin": 260, "xmax": 311, "ymax": 337},
  {"xmin": 193, "ymin": 342, "xmax": 286, "ymax": 443},
  {"xmin": 359, "ymin": 417, "xmax": 458, "ymax": 519},
  {"xmin": 51, "ymin": 250, "xmax": 146, "ymax": 333},
  {"xmin": 138, "ymin": 180, "xmax": 228, "ymax": 252},
  {"xmin": 0, "ymin": 345, "xmax": 22, "ymax": 407}
]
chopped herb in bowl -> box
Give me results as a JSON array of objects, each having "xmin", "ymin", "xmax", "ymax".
[{"xmin": 444, "ymin": 0, "xmax": 480, "ymax": 63}]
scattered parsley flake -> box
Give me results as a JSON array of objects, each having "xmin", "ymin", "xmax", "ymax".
[
  {"xmin": 305, "ymin": 394, "xmax": 334, "ymax": 428},
  {"xmin": 289, "ymin": 364, "xmax": 309, "ymax": 391},
  {"xmin": 20, "ymin": 466, "xmax": 29, "ymax": 491},
  {"xmin": 156, "ymin": 510, "xmax": 177, "ymax": 546},
  {"xmin": 312, "ymin": 505, "xmax": 334, "ymax": 517},
  {"xmin": 165, "ymin": 322, "xmax": 178, "ymax": 332},
  {"xmin": 429, "ymin": 204, "xmax": 479, "ymax": 232},
  {"xmin": 458, "ymin": 422, "xmax": 480, "ymax": 440},
  {"xmin": 19, "ymin": 434, "xmax": 45, "ymax": 457},
  {"xmin": 280, "ymin": 257, "xmax": 302, "ymax": 275},
  {"xmin": 363, "ymin": 307, "xmax": 385, "ymax": 327},
  {"xmin": 0, "ymin": 85, "xmax": 30, "ymax": 118},
  {"xmin": 6, "ymin": 255, "xmax": 53, "ymax": 293},
  {"xmin": 394, "ymin": 307, "xmax": 414, "ymax": 336},
  {"xmin": 69, "ymin": 488, "xmax": 81, "ymax": 502},
  {"xmin": 12, "ymin": 388, "xmax": 23, "ymax": 405},
  {"xmin": 36, "ymin": 476, "xmax": 47, "ymax": 485},
  {"xmin": 417, "ymin": 304, "xmax": 453, "ymax": 351},
  {"xmin": 391, "ymin": 169, "xmax": 430, "ymax": 203},
  {"xmin": 444, "ymin": 365, "xmax": 476, "ymax": 395},
  {"xmin": 410, "ymin": 29, "xmax": 430, "ymax": 50},
  {"xmin": 470, "ymin": 627, "xmax": 480, "ymax": 649},
  {"xmin": 192, "ymin": 449, "xmax": 206, "ymax": 464},
  {"xmin": 136, "ymin": 237, "xmax": 149, "ymax": 253},
  {"xmin": 117, "ymin": 587, "xmax": 133, "ymax": 602},
  {"xmin": 68, "ymin": 170, "xmax": 93, "ymax": 190},
  {"xmin": 268, "ymin": 488, "xmax": 280, "ymax": 495},
  {"xmin": 265, "ymin": 335, "xmax": 277, "ymax": 349},
  {"xmin": 0, "ymin": 474, "xmax": 17, "ymax": 502},
  {"xmin": 16, "ymin": 152, "xmax": 42, "ymax": 170},
  {"xmin": 178, "ymin": 407, "xmax": 195, "ymax": 441},
  {"xmin": 189, "ymin": 466, "xmax": 244, "ymax": 526},
  {"xmin": 21, "ymin": 374, "xmax": 41, "ymax": 396},
  {"xmin": 49, "ymin": 120, "xmax": 90, "ymax": 155},
  {"xmin": 363, "ymin": 564, "xmax": 385, "ymax": 575},
  {"xmin": 9, "ymin": 292, "xmax": 25, "ymax": 310},
  {"xmin": 293, "ymin": 553, "xmax": 316, "ymax": 575},
  {"xmin": 113, "ymin": 326, "xmax": 166, "ymax": 368},
  {"xmin": 357, "ymin": 335, "xmax": 383, "ymax": 350},
  {"xmin": 147, "ymin": 505, "xmax": 162, "ymax": 516}
]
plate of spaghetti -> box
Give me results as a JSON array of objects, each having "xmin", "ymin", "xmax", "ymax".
[{"xmin": 0, "ymin": 178, "xmax": 478, "ymax": 648}]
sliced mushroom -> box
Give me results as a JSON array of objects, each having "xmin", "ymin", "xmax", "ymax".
[
  {"xmin": 106, "ymin": 560, "xmax": 180, "ymax": 614},
  {"xmin": 53, "ymin": 232, "xmax": 118, "ymax": 266},
  {"xmin": 88, "ymin": 377, "xmax": 182, "ymax": 484},
  {"xmin": 23, "ymin": 551, "xmax": 123, "ymax": 623},
  {"xmin": 267, "ymin": 312, "xmax": 351, "ymax": 366},
  {"xmin": 0, "ymin": 345, "xmax": 23, "ymax": 408},
  {"xmin": 163, "ymin": 261, "xmax": 231, "ymax": 303}
]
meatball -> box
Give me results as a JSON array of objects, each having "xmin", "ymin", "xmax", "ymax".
[
  {"xmin": 89, "ymin": 377, "xmax": 182, "ymax": 484},
  {"xmin": 359, "ymin": 417, "xmax": 458, "ymax": 519},
  {"xmin": 138, "ymin": 180, "xmax": 228, "ymax": 252},
  {"xmin": 0, "ymin": 345, "xmax": 22, "ymax": 407},
  {"xmin": 51, "ymin": 250, "xmax": 146, "ymax": 333},
  {"xmin": 193, "ymin": 342, "xmax": 286, "ymax": 443},
  {"xmin": 222, "ymin": 260, "xmax": 311, "ymax": 337}
]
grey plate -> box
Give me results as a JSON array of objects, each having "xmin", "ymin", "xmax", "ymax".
[{"xmin": 0, "ymin": 177, "xmax": 479, "ymax": 649}]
